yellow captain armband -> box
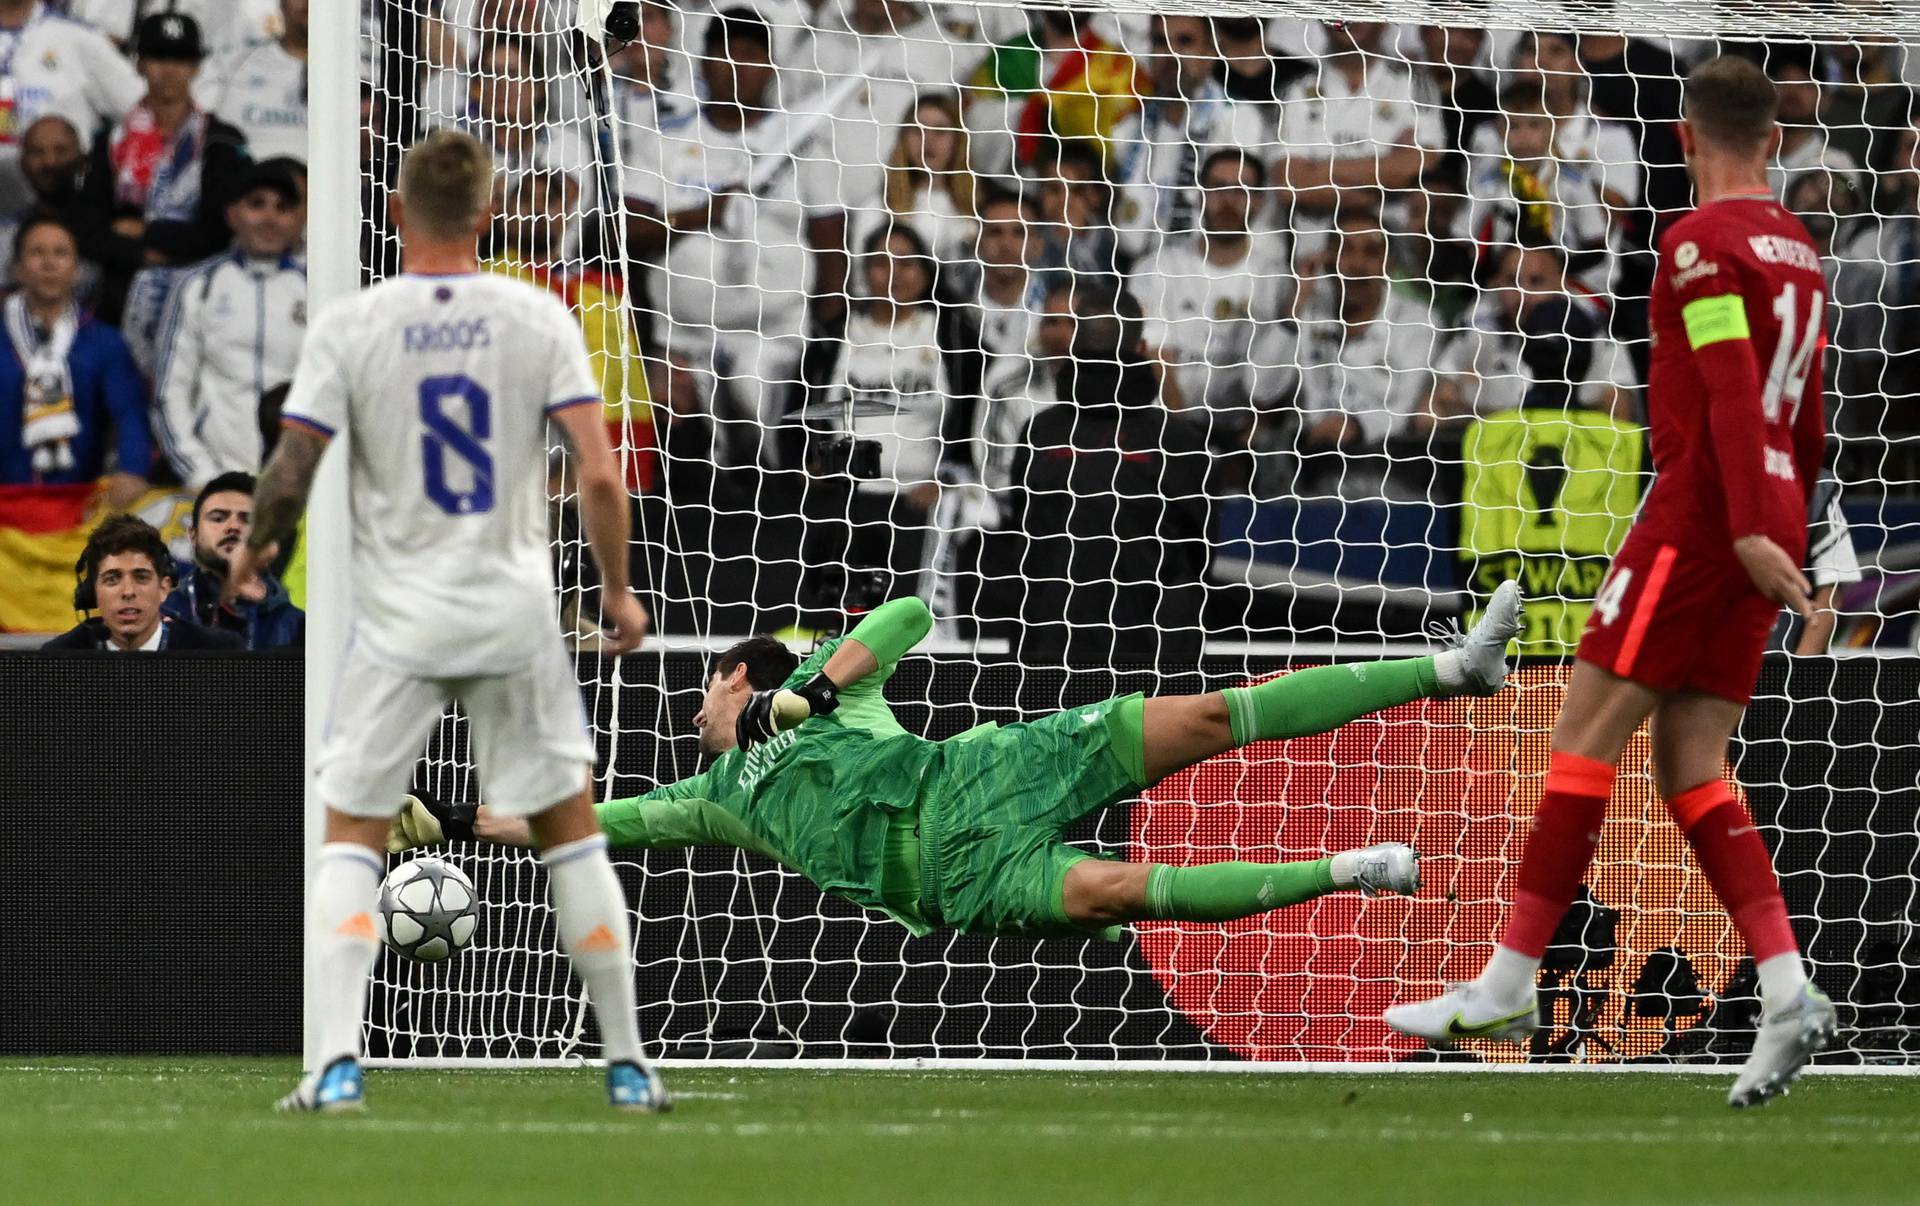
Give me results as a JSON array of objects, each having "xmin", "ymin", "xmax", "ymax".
[{"xmin": 1681, "ymin": 293, "xmax": 1751, "ymax": 350}]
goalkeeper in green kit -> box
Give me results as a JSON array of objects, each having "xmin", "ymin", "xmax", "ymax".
[{"xmin": 395, "ymin": 584, "xmax": 1523, "ymax": 937}]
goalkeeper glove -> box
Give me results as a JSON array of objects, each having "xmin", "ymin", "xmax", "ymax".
[
  {"xmin": 735, "ymin": 671, "xmax": 841, "ymax": 749},
  {"xmin": 383, "ymin": 788, "xmax": 478, "ymax": 852}
]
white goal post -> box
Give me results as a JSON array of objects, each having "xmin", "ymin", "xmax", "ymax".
[{"xmin": 315, "ymin": 0, "xmax": 1920, "ymax": 1070}]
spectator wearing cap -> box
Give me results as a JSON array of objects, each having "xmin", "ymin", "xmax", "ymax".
[
  {"xmin": 0, "ymin": 0, "xmax": 141, "ymax": 213},
  {"xmin": 151, "ymin": 158, "xmax": 305, "ymax": 490},
  {"xmin": 77, "ymin": 10, "xmax": 248, "ymax": 323},
  {"xmin": 161, "ymin": 469, "xmax": 303, "ymax": 649},
  {"xmin": 44, "ymin": 512, "xmax": 240, "ymax": 651},
  {"xmin": 0, "ymin": 213, "xmax": 149, "ymax": 508},
  {"xmin": 196, "ymin": 0, "xmax": 308, "ymax": 162},
  {"xmin": 67, "ymin": 0, "xmax": 274, "ymax": 59}
]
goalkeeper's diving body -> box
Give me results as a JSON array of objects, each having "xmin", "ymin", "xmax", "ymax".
[{"xmin": 401, "ymin": 586, "xmax": 1524, "ymax": 938}]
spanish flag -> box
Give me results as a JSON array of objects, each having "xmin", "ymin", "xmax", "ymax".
[
  {"xmin": 972, "ymin": 30, "xmax": 1144, "ymax": 165},
  {"xmin": 0, "ymin": 481, "xmax": 193, "ymax": 632},
  {"xmin": 0, "ymin": 482, "xmax": 97, "ymax": 632}
]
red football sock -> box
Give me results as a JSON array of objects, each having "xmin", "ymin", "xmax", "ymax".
[
  {"xmin": 1499, "ymin": 751, "xmax": 1616, "ymax": 958},
  {"xmin": 1669, "ymin": 781, "xmax": 1800, "ymax": 963}
]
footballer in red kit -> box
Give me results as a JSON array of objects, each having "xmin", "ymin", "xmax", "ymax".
[
  {"xmin": 1577, "ymin": 197, "xmax": 1829, "ymax": 702},
  {"xmin": 1386, "ymin": 55, "xmax": 1839, "ymax": 1109}
]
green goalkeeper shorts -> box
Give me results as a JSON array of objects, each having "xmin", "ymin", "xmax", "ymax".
[{"xmin": 917, "ymin": 693, "xmax": 1145, "ymax": 939}]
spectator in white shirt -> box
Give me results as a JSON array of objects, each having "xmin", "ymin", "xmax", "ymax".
[
  {"xmin": 851, "ymin": 90, "xmax": 978, "ymax": 298},
  {"xmin": 195, "ymin": 0, "xmax": 307, "ymax": 162},
  {"xmin": 622, "ymin": 8, "xmax": 852, "ymax": 464},
  {"xmin": 796, "ymin": 221, "xmax": 984, "ymax": 605},
  {"xmin": 972, "ymin": 186, "xmax": 1052, "ymax": 494},
  {"xmin": 153, "ymin": 159, "xmax": 306, "ymax": 490},
  {"xmin": 1110, "ymin": 13, "xmax": 1274, "ymax": 260},
  {"xmin": 1526, "ymin": 31, "xmax": 1643, "ymax": 215},
  {"xmin": 1281, "ymin": 210, "xmax": 1439, "ymax": 498},
  {"xmin": 1273, "ymin": 20, "xmax": 1441, "ymax": 226},
  {"xmin": 1026, "ymin": 138, "xmax": 1126, "ymax": 278},
  {"xmin": 1460, "ymin": 76, "xmax": 1613, "ymax": 294},
  {"xmin": 456, "ymin": 35, "xmax": 592, "ymax": 215},
  {"xmin": 1428, "ymin": 244, "xmax": 1635, "ymax": 427},
  {"xmin": 0, "ymin": 0, "xmax": 142, "ymax": 212},
  {"xmin": 1137, "ymin": 147, "xmax": 1289, "ymax": 450},
  {"xmin": 801, "ymin": 0, "xmax": 986, "ymax": 213},
  {"xmin": 1767, "ymin": 42, "xmax": 1863, "ymax": 200},
  {"xmin": 609, "ymin": 0, "xmax": 687, "ymax": 149}
]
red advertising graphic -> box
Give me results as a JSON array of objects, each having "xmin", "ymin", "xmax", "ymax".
[{"xmin": 1130, "ymin": 666, "xmax": 1743, "ymax": 1062}]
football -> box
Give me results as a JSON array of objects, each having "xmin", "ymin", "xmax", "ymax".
[{"xmin": 377, "ymin": 857, "xmax": 479, "ymax": 963}]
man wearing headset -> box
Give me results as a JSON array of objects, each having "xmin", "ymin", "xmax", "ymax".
[{"xmin": 42, "ymin": 513, "xmax": 240, "ymax": 651}]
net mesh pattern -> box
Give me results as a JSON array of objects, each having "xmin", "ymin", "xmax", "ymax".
[{"xmin": 355, "ymin": 0, "xmax": 1920, "ymax": 1064}]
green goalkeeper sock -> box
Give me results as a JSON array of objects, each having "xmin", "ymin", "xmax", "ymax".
[
  {"xmin": 1144, "ymin": 859, "xmax": 1338, "ymax": 922},
  {"xmin": 1220, "ymin": 657, "xmax": 1442, "ymax": 747}
]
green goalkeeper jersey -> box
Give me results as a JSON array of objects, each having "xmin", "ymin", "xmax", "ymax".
[{"xmin": 594, "ymin": 599, "xmax": 955, "ymax": 935}]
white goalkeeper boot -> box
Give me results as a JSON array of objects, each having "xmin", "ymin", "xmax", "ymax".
[
  {"xmin": 1440, "ymin": 580, "xmax": 1524, "ymax": 697},
  {"xmin": 1385, "ymin": 980, "xmax": 1541, "ymax": 1045},
  {"xmin": 1727, "ymin": 984, "xmax": 1837, "ymax": 1109},
  {"xmin": 1334, "ymin": 843, "xmax": 1420, "ymax": 897}
]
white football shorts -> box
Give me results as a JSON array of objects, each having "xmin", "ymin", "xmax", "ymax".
[{"xmin": 317, "ymin": 635, "xmax": 595, "ymax": 819}]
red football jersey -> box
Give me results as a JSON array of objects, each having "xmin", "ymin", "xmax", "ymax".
[{"xmin": 1636, "ymin": 194, "xmax": 1828, "ymax": 567}]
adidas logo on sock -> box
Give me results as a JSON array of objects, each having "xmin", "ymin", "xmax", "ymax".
[{"xmin": 576, "ymin": 924, "xmax": 620, "ymax": 954}]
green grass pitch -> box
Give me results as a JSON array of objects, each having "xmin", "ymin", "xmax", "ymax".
[{"xmin": 2, "ymin": 1059, "xmax": 1915, "ymax": 1204}]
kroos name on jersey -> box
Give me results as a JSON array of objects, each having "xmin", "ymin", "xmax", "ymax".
[{"xmin": 405, "ymin": 318, "xmax": 494, "ymax": 353}]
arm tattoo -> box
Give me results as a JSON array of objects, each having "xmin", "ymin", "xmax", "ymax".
[{"xmin": 247, "ymin": 427, "xmax": 329, "ymax": 553}]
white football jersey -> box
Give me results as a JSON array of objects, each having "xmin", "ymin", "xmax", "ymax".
[{"xmin": 282, "ymin": 273, "xmax": 599, "ymax": 678}]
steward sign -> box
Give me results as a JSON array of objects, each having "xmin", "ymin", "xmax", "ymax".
[{"xmin": 1459, "ymin": 408, "xmax": 1646, "ymax": 651}]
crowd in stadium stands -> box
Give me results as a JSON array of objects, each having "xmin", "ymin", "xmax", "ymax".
[{"xmin": 3, "ymin": 1, "xmax": 1917, "ymax": 648}]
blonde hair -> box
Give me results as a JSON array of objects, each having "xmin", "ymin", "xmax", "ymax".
[
  {"xmin": 399, "ymin": 130, "xmax": 495, "ymax": 240},
  {"xmin": 884, "ymin": 92, "xmax": 974, "ymax": 219}
]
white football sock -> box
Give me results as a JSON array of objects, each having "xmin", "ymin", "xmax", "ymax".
[
  {"xmin": 543, "ymin": 834, "xmax": 644, "ymax": 1066},
  {"xmin": 308, "ymin": 842, "xmax": 386, "ymax": 1070},
  {"xmin": 1480, "ymin": 944, "xmax": 1542, "ymax": 1005},
  {"xmin": 1757, "ymin": 951, "xmax": 1811, "ymax": 1009},
  {"xmin": 1433, "ymin": 650, "xmax": 1466, "ymax": 692}
]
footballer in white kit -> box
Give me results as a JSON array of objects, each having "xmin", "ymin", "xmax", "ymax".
[
  {"xmin": 282, "ymin": 271, "xmax": 600, "ymax": 816},
  {"xmin": 229, "ymin": 131, "xmax": 666, "ymax": 1116}
]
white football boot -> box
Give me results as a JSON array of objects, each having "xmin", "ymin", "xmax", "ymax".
[
  {"xmin": 1449, "ymin": 580, "xmax": 1525, "ymax": 696},
  {"xmin": 1727, "ymin": 984, "xmax": 1838, "ymax": 1109},
  {"xmin": 1340, "ymin": 843, "xmax": 1421, "ymax": 897},
  {"xmin": 1385, "ymin": 980, "xmax": 1541, "ymax": 1045},
  {"xmin": 276, "ymin": 1056, "xmax": 364, "ymax": 1113}
]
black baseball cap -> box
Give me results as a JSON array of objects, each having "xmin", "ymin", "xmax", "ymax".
[
  {"xmin": 136, "ymin": 11, "xmax": 206, "ymax": 62},
  {"xmin": 232, "ymin": 157, "xmax": 305, "ymax": 206}
]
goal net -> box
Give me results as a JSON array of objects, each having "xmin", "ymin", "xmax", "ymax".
[{"xmin": 346, "ymin": 0, "xmax": 1920, "ymax": 1066}]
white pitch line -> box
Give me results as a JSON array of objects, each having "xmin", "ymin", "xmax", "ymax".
[{"xmin": 9, "ymin": 1115, "xmax": 1919, "ymax": 1148}]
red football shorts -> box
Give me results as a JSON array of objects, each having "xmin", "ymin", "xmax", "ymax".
[{"xmin": 1575, "ymin": 532, "xmax": 1779, "ymax": 704}]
